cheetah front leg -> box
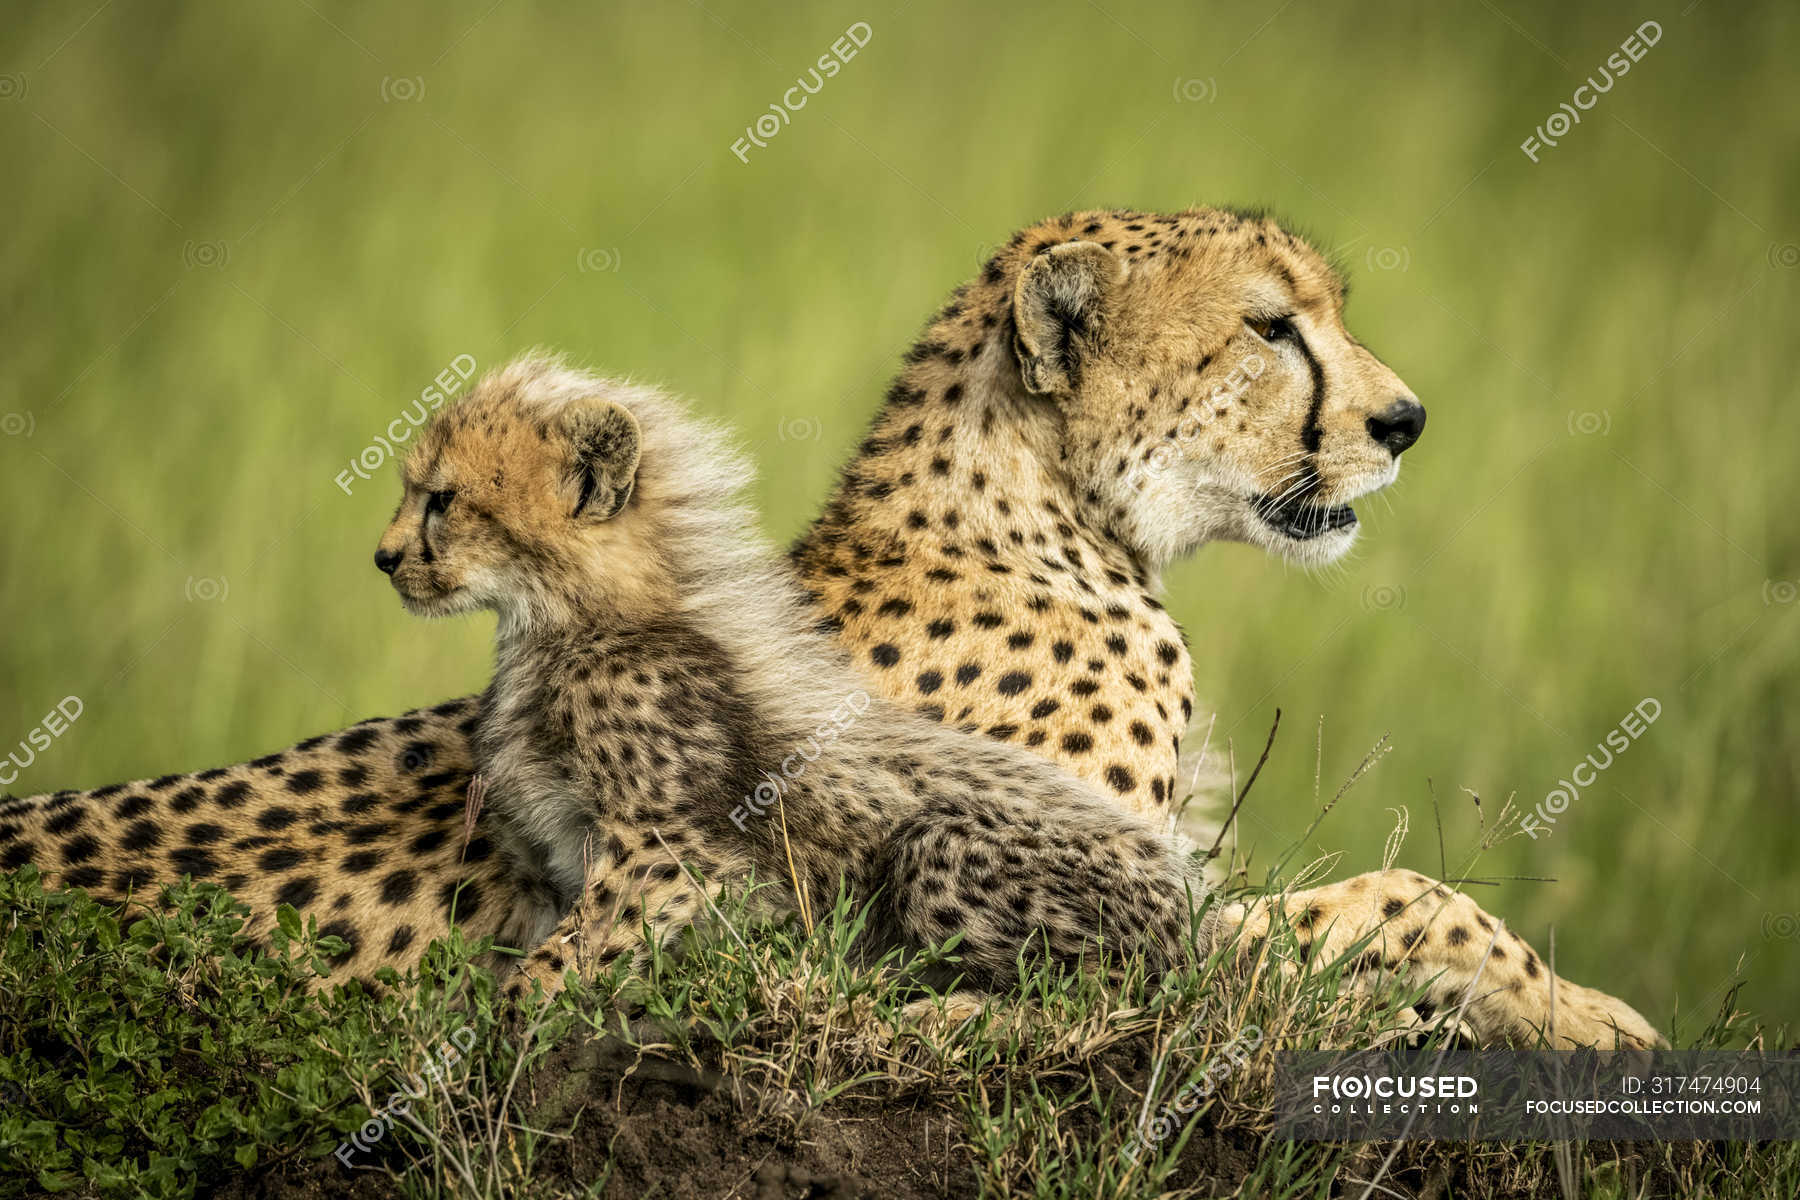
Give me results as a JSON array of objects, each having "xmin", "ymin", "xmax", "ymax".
[
  {"xmin": 500, "ymin": 829, "xmax": 720, "ymax": 1006},
  {"xmin": 1207, "ymin": 869, "xmax": 1666, "ymax": 1049}
]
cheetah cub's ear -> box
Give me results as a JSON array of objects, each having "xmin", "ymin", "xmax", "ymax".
[
  {"xmin": 562, "ymin": 399, "xmax": 642, "ymax": 521},
  {"xmin": 1011, "ymin": 241, "xmax": 1126, "ymax": 395}
]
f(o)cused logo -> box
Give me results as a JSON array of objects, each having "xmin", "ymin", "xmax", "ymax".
[
  {"xmin": 1172, "ymin": 77, "xmax": 1216, "ymax": 103},
  {"xmin": 182, "ymin": 240, "xmax": 229, "ymax": 269},
  {"xmin": 1764, "ymin": 579, "xmax": 1798, "ymax": 606},
  {"xmin": 1366, "ymin": 246, "xmax": 1410, "ymax": 272},
  {"xmin": 186, "ymin": 576, "xmax": 229, "ymax": 602},
  {"xmin": 381, "ymin": 76, "xmax": 424, "ymax": 102},
  {"xmin": 398, "ymin": 745, "xmax": 434, "ymax": 773},
  {"xmin": 778, "ymin": 416, "xmax": 822, "ymax": 442},
  {"xmin": 1362, "ymin": 584, "xmax": 1406, "ymax": 612},
  {"xmin": 0, "ymin": 411, "xmax": 34, "ymax": 438},
  {"xmin": 1566, "ymin": 410, "xmax": 1611, "ymax": 436}
]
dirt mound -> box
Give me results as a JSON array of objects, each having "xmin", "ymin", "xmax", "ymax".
[{"xmin": 220, "ymin": 1033, "xmax": 983, "ymax": 1199}]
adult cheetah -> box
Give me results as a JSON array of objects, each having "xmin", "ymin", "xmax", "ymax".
[{"xmin": 0, "ymin": 208, "xmax": 1660, "ymax": 1046}]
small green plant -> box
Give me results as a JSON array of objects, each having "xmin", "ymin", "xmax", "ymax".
[{"xmin": 0, "ymin": 867, "xmax": 496, "ymax": 1198}]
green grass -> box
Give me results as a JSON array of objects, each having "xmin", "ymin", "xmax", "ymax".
[
  {"xmin": 2, "ymin": 0, "xmax": 1795, "ymax": 1093},
  {"xmin": 4, "ymin": 864, "xmax": 1796, "ymax": 1198},
  {"xmin": 0, "ymin": 866, "xmax": 499, "ymax": 1195}
]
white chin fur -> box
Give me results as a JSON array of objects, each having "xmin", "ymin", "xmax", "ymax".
[{"xmin": 398, "ymin": 588, "xmax": 477, "ymax": 618}]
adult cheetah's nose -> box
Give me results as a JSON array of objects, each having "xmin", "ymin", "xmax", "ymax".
[
  {"xmin": 374, "ymin": 547, "xmax": 403, "ymax": 575},
  {"xmin": 1367, "ymin": 397, "xmax": 1426, "ymax": 456}
]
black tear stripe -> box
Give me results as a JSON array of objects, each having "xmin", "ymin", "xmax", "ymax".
[
  {"xmin": 418, "ymin": 509, "xmax": 436, "ymax": 564},
  {"xmin": 1295, "ymin": 331, "xmax": 1327, "ymax": 456}
]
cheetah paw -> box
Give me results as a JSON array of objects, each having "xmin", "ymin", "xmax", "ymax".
[
  {"xmin": 898, "ymin": 990, "xmax": 987, "ymax": 1033},
  {"xmin": 1538, "ymin": 980, "xmax": 1667, "ymax": 1050}
]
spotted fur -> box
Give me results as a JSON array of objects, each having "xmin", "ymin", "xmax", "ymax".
[{"xmin": 0, "ymin": 698, "xmax": 534, "ymax": 973}]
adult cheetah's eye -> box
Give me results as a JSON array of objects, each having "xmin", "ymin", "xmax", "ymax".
[
  {"xmin": 1245, "ymin": 316, "xmax": 1295, "ymax": 342},
  {"xmin": 425, "ymin": 490, "xmax": 456, "ymax": 516}
]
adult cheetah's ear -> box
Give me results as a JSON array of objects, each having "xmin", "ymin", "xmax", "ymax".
[
  {"xmin": 562, "ymin": 399, "xmax": 642, "ymax": 521},
  {"xmin": 1011, "ymin": 241, "xmax": 1125, "ymax": 395}
]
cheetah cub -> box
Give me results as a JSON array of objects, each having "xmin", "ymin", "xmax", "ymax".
[{"xmin": 375, "ymin": 356, "xmax": 1212, "ymax": 1001}]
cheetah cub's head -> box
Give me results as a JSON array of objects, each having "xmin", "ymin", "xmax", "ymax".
[
  {"xmin": 374, "ymin": 359, "xmax": 653, "ymax": 629},
  {"xmin": 1010, "ymin": 210, "xmax": 1424, "ymax": 568}
]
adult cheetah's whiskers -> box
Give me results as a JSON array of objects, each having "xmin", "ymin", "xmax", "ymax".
[
  {"xmin": 1264, "ymin": 469, "xmax": 1322, "ymax": 511},
  {"xmin": 1260, "ymin": 449, "xmax": 1311, "ymax": 475},
  {"xmin": 1261, "ymin": 466, "xmax": 1311, "ymax": 499}
]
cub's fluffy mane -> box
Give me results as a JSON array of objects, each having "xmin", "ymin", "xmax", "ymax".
[
  {"xmin": 477, "ymin": 355, "xmax": 1168, "ymax": 858},
  {"xmin": 481, "ymin": 354, "xmax": 868, "ymax": 740}
]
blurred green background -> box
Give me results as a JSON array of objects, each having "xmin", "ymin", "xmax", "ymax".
[{"xmin": 2, "ymin": 1, "xmax": 1795, "ymax": 1026}]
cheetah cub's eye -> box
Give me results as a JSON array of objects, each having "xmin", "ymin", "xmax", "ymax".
[
  {"xmin": 425, "ymin": 490, "xmax": 456, "ymax": 516},
  {"xmin": 1244, "ymin": 316, "xmax": 1296, "ymax": 342}
]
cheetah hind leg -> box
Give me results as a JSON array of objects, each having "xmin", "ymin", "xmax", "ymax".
[
  {"xmin": 1208, "ymin": 870, "xmax": 1666, "ymax": 1050},
  {"xmin": 874, "ymin": 795, "xmax": 1199, "ymax": 983}
]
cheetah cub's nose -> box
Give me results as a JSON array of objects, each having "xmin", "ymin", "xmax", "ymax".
[{"xmin": 374, "ymin": 548, "xmax": 402, "ymax": 575}]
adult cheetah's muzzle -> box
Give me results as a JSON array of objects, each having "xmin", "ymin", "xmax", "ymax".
[{"xmin": 1253, "ymin": 397, "xmax": 1424, "ymax": 540}]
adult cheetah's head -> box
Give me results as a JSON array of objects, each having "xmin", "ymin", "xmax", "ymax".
[
  {"xmin": 1008, "ymin": 208, "xmax": 1423, "ymax": 568},
  {"xmin": 374, "ymin": 359, "xmax": 650, "ymax": 626}
]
